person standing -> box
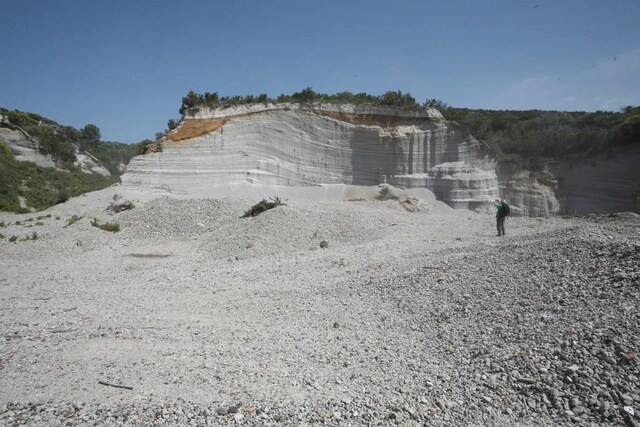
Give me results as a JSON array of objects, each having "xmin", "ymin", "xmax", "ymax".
[{"xmin": 494, "ymin": 198, "xmax": 510, "ymax": 236}]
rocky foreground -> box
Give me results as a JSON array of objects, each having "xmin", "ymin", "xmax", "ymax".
[{"xmin": 0, "ymin": 189, "xmax": 638, "ymax": 426}]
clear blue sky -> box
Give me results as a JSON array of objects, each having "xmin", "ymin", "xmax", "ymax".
[{"xmin": 1, "ymin": 0, "xmax": 639, "ymax": 143}]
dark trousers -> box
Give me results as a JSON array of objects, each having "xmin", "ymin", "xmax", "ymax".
[{"xmin": 497, "ymin": 216, "xmax": 506, "ymax": 236}]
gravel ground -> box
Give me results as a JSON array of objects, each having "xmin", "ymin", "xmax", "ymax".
[{"xmin": 0, "ymin": 186, "xmax": 638, "ymax": 426}]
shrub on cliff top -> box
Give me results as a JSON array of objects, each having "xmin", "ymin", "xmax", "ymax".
[{"xmin": 179, "ymin": 89, "xmax": 422, "ymax": 117}]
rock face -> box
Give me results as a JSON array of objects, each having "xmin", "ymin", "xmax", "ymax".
[
  {"xmin": 496, "ymin": 146, "xmax": 640, "ymax": 216},
  {"xmin": 73, "ymin": 149, "xmax": 110, "ymax": 176},
  {"xmin": 122, "ymin": 103, "xmax": 499, "ymax": 210},
  {"xmin": 0, "ymin": 118, "xmax": 110, "ymax": 176},
  {"xmin": 497, "ymin": 165, "xmax": 560, "ymax": 217},
  {"xmin": 0, "ymin": 126, "xmax": 55, "ymax": 168},
  {"xmin": 551, "ymin": 145, "xmax": 640, "ymax": 215}
]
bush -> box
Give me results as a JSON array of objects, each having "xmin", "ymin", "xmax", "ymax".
[
  {"xmin": 66, "ymin": 215, "xmax": 82, "ymax": 226},
  {"xmin": 18, "ymin": 231, "xmax": 38, "ymax": 241},
  {"xmin": 178, "ymin": 88, "xmax": 423, "ymax": 116},
  {"xmin": 91, "ymin": 217, "xmax": 120, "ymax": 232},
  {"xmin": 376, "ymin": 186, "xmax": 399, "ymax": 201},
  {"xmin": 9, "ymin": 235, "xmax": 18, "ymax": 243},
  {"xmin": 136, "ymin": 139, "xmax": 158, "ymax": 155},
  {"xmin": 80, "ymin": 124, "xmax": 101, "ymax": 141},
  {"xmin": 100, "ymin": 223, "xmax": 120, "ymax": 232},
  {"xmin": 167, "ymin": 119, "xmax": 180, "ymax": 131},
  {"xmin": 241, "ymin": 197, "xmax": 285, "ymax": 218}
]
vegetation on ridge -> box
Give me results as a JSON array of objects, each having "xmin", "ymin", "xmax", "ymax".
[
  {"xmin": 441, "ymin": 106, "xmax": 640, "ymax": 170},
  {"xmin": 0, "ymin": 108, "xmax": 140, "ymax": 174},
  {"xmin": 175, "ymin": 89, "xmax": 639, "ymax": 172},
  {"xmin": 0, "ymin": 140, "xmax": 119, "ymax": 213},
  {"xmin": 178, "ymin": 88, "xmax": 421, "ymax": 116},
  {"xmin": 0, "ymin": 108, "xmax": 147, "ymax": 213}
]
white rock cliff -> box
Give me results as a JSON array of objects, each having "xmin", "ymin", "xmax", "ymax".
[{"xmin": 122, "ymin": 103, "xmax": 500, "ymax": 210}]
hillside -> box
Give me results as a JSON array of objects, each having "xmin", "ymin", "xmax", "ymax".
[
  {"xmin": 0, "ymin": 108, "xmax": 140, "ymax": 212},
  {"xmin": 442, "ymin": 106, "xmax": 640, "ymax": 169}
]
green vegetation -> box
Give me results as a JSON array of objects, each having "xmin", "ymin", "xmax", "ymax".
[
  {"xmin": 0, "ymin": 108, "xmax": 139, "ymax": 175},
  {"xmin": 376, "ymin": 186, "xmax": 399, "ymax": 201},
  {"xmin": 179, "ymin": 88, "xmax": 420, "ymax": 116},
  {"xmin": 9, "ymin": 235, "xmax": 18, "ymax": 243},
  {"xmin": 0, "ymin": 107, "xmax": 146, "ymax": 212},
  {"xmin": 76, "ymin": 138, "xmax": 139, "ymax": 175},
  {"xmin": 90, "ymin": 217, "xmax": 120, "ymax": 232},
  {"xmin": 80, "ymin": 124, "xmax": 101, "ymax": 141},
  {"xmin": 66, "ymin": 215, "xmax": 83, "ymax": 227},
  {"xmin": 136, "ymin": 139, "xmax": 156, "ymax": 155},
  {"xmin": 0, "ymin": 109, "xmax": 76, "ymax": 164},
  {"xmin": 0, "ymin": 140, "xmax": 119, "ymax": 213},
  {"xmin": 21, "ymin": 231, "xmax": 38, "ymax": 241},
  {"xmin": 442, "ymin": 106, "xmax": 640, "ymax": 170}
]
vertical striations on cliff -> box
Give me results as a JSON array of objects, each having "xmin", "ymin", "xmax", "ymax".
[{"xmin": 122, "ymin": 103, "xmax": 500, "ymax": 210}]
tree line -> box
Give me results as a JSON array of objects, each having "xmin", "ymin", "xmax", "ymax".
[
  {"xmin": 441, "ymin": 106, "xmax": 640, "ymax": 170},
  {"xmin": 174, "ymin": 90, "xmax": 639, "ymax": 171},
  {"xmin": 1, "ymin": 108, "xmax": 139, "ymax": 174},
  {"xmin": 178, "ymin": 88, "xmax": 421, "ymax": 116}
]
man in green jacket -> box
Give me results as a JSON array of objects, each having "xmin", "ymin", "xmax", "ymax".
[{"xmin": 494, "ymin": 198, "xmax": 510, "ymax": 236}]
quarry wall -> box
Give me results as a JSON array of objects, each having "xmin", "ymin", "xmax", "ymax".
[
  {"xmin": 122, "ymin": 103, "xmax": 639, "ymax": 215},
  {"xmin": 123, "ymin": 104, "xmax": 500, "ymax": 211}
]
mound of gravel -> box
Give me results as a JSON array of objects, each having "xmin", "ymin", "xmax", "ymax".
[{"xmin": 116, "ymin": 197, "xmax": 239, "ymax": 240}]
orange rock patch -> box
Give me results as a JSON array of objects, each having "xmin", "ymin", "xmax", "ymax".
[
  {"xmin": 167, "ymin": 109, "xmax": 427, "ymax": 142},
  {"xmin": 168, "ymin": 118, "xmax": 227, "ymax": 142}
]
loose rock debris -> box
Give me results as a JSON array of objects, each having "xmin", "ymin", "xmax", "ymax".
[{"xmin": 0, "ymin": 192, "xmax": 638, "ymax": 426}]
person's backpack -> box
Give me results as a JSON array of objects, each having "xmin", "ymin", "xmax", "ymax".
[{"xmin": 499, "ymin": 201, "xmax": 511, "ymax": 217}]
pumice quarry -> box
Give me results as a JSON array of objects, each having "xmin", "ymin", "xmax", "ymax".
[{"xmin": 1, "ymin": 96, "xmax": 639, "ymax": 426}]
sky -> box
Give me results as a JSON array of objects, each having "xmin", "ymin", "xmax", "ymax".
[{"xmin": 1, "ymin": 0, "xmax": 639, "ymax": 143}]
